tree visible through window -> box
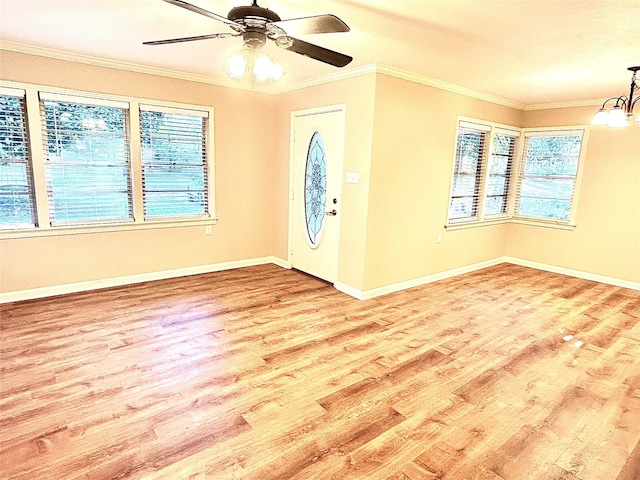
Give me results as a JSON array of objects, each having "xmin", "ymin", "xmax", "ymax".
[
  {"xmin": 515, "ymin": 133, "xmax": 583, "ymax": 222},
  {"xmin": 41, "ymin": 96, "xmax": 132, "ymax": 225}
]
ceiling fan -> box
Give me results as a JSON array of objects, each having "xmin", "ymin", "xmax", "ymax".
[{"xmin": 144, "ymin": 0, "xmax": 353, "ymax": 69}]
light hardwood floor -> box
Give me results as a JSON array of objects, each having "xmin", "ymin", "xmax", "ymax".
[{"xmin": 1, "ymin": 263, "xmax": 639, "ymax": 479}]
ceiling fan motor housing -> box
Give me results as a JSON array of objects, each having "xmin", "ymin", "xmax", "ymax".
[{"xmin": 228, "ymin": 5, "xmax": 281, "ymax": 24}]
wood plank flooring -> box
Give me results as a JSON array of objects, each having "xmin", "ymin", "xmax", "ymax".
[{"xmin": 1, "ymin": 263, "xmax": 639, "ymax": 479}]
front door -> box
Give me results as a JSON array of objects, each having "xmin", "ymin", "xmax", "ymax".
[{"xmin": 289, "ymin": 106, "xmax": 345, "ymax": 283}]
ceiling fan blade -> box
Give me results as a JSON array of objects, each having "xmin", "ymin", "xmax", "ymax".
[
  {"xmin": 283, "ymin": 37, "xmax": 352, "ymax": 67},
  {"xmin": 273, "ymin": 14, "xmax": 350, "ymax": 35},
  {"xmin": 161, "ymin": 0, "xmax": 242, "ymax": 30},
  {"xmin": 143, "ymin": 33, "xmax": 238, "ymax": 45}
]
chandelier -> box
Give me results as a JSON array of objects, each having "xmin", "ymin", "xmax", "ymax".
[{"xmin": 591, "ymin": 66, "xmax": 640, "ymax": 127}]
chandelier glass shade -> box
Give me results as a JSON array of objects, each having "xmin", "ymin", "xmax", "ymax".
[{"xmin": 591, "ymin": 66, "xmax": 640, "ymax": 128}]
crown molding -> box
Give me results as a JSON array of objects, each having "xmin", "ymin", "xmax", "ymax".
[
  {"xmin": 521, "ymin": 98, "xmax": 603, "ymax": 111},
  {"xmin": 0, "ymin": 40, "xmax": 245, "ymax": 90},
  {"xmin": 374, "ymin": 64, "xmax": 604, "ymax": 112},
  {"xmin": 375, "ymin": 64, "xmax": 526, "ymax": 110},
  {"xmin": 1, "ymin": 41, "xmax": 606, "ymax": 110},
  {"xmin": 275, "ymin": 64, "xmax": 378, "ymax": 93},
  {"xmin": 276, "ymin": 63, "xmax": 527, "ymax": 109}
]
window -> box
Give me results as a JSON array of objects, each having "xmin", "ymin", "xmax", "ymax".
[
  {"xmin": 140, "ymin": 106, "xmax": 209, "ymax": 219},
  {"xmin": 0, "ymin": 82, "xmax": 216, "ymax": 235},
  {"xmin": 485, "ymin": 132, "xmax": 517, "ymax": 216},
  {"xmin": 447, "ymin": 119, "xmax": 586, "ymax": 229},
  {"xmin": 40, "ymin": 93, "xmax": 132, "ymax": 226},
  {"xmin": 448, "ymin": 123, "xmax": 488, "ymax": 222},
  {"xmin": 514, "ymin": 130, "xmax": 585, "ymax": 223},
  {"xmin": 447, "ymin": 120, "xmax": 519, "ymax": 224},
  {"xmin": 0, "ymin": 88, "xmax": 36, "ymax": 229}
]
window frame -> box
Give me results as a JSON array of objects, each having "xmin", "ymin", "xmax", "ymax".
[
  {"xmin": 139, "ymin": 104, "xmax": 211, "ymax": 221},
  {"xmin": 446, "ymin": 118, "xmax": 521, "ymax": 227},
  {"xmin": 0, "ymin": 81, "xmax": 217, "ymax": 239},
  {"xmin": 0, "ymin": 86, "xmax": 37, "ymax": 230},
  {"xmin": 447, "ymin": 121, "xmax": 490, "ymax": 224},
  {"xmin": 485, "ymin": 131, "xmax": 518, "ymax": 218},
  {"xmin": 39, "ymin": 91, "xmax": 134, "ymax": 227},
  {"xmin": 445, "ymin": 118, "xmax": 588, "ymax": 231},
  {"xmin": 512, "ymin": 127, "xmax": 588, "ymax": 227}
]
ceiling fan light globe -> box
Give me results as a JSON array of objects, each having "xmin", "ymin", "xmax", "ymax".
[
  {"xmin": 607, "ymin": 106, "xmax": 630, "ymax": 128},
  {"xmin": 590, "ymin": 109, "xmax": 609, "ymax": 126},
  {"xmin": 223, "ymin": 49, "xmax": 249, "ymax": 81},
  {"xmin": 252, "ymin": 51, "xmax": 284, "ymax": 85}
]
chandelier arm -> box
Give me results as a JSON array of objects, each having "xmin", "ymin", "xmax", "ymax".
[
  {"xmin": 600, "ymin": 96, "xmax": 626, "ymax": 109},
  {"xmin": 617, "ymin": 97, "xmax": 628, "ymax": 109}
]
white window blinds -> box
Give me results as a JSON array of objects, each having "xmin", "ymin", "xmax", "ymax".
[
  {"xmin": 514, "ymin": 130, "xmax": 584, "ymax": 222},
  {"xmin": 0, "ymin": 88, "xmax": 37, "ymax": 229},
  {"xmin": 139, "ymin": 105, "xmax": 209, "ymax": 219},
  {"xmin": 448, "ymin": 123, "xmax": 489, "ymax": 222},
  {"xmin": 40, "ymin": 93, "xmax": 132, "ymax": 226},
  {"xmin": 485, "ymin": 131, "xmax": 518, "ymax": 216}
]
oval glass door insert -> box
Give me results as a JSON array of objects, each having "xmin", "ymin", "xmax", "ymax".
[{"xmin": 304, "ymin": 131, "xmax": 327, "ymax": 247}]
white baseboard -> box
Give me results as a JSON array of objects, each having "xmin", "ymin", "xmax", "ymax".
[
  {"xmin": 503, "ymin": 257, "xmax": 640, "ymax": 291},
  {"xmin": 333, "ymin": 281, "xmax": 366, "ymax": 300},
  {"xmin": 3, "ymin": 254, "xmax": 636, "ymax": 304},
  {"xmin": 0, "ymin": 256, "xmax": 289, "ymax": 304},
  {"xmin": 270, "ymin": 256, "xmax": 291, "ymax": 270},
  {"xmin": 334, "ymin": 258, "xmax": 505, "ymax": 300},
  {"xmin": 335, "ymin": 256, "xmax": 639, "ymax": 300}
]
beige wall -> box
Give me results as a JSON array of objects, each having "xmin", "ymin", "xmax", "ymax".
[
  {"xmin": 2, "ymin": 50, "xmax": 638, "ymax": 297},
  {"xmin": 506, "ymin": 106, "xmax": 640, "ymax": 283},
  {"xmin": 278, "ymin": 74, "xmax": 377, "ymax": 291},
  {"xmin": 362, "ymin": 74, "xmax": 523, "ymax": 290},
  {"xmin": 0, "ymin": 51, "xmax": 286, "ymax": 293}
]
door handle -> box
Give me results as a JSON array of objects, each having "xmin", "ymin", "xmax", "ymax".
[{"xmin": 326, "ymin": 209, "xmax": 337, "ymax": 216}]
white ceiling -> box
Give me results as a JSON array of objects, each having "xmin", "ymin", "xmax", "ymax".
[{"xmin": 1, "ymin": 0, "xmax": 639, "ymax": 107}]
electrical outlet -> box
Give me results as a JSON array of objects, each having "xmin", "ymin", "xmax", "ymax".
[
  {"xmin": 205, "ymin": 225, "xmax": 212, "ymax": 235},
  {"xmin": 437, "ymin": 234, "xmax": 442, "ymax": 244}
]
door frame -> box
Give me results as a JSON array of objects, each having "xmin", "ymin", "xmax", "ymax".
[{"xmin": 287, "ymin": 104, "xmax": 346, "ymax": 282}]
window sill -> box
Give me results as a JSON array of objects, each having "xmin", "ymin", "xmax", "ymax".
[
  {"xmin": 445, "ymin": 217, "xmax": 511, "ymax": 231},
  {"xmin": 445, "ymin": 217, "xmax": 576, "ymax": 231},
  {"xmin": 509, "ymin": 217, "xmax": 576, "ymax": 231},
  {"xmin": 0, "ymin": 216, "xmax": 219, "ymax": 239}
]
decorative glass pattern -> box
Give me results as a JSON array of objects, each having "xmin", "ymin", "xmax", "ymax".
[{"xmin": 304, "ymin": 131, "xmax": 327, "ymax": 246}]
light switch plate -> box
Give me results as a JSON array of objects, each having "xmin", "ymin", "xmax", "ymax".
[{"xmin": 345, "ymin": 172, "xmax": 359, "ymax": 184}]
